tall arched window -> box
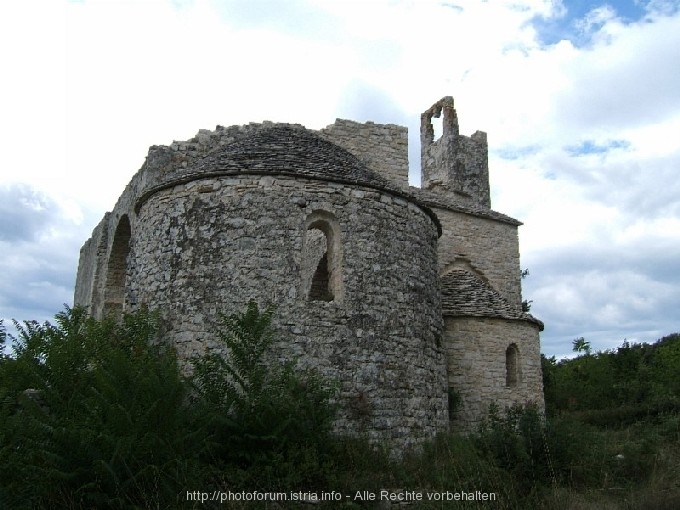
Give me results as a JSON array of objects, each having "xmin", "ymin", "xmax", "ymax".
[
  {"xmin": 506, "ymin": 343, "xmax": 520, "ymax": 387},
  {"xmin": 103, "ymin": 215, "xmax": 131, "ymax": 319},
  {"xmin": 303, "ymin": 210, "xmax": 342, "ymax": 302}
]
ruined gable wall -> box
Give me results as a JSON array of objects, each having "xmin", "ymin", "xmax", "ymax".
[
  {"xmin": 74, "ymin": 213, "xmax": 110, "ymax": 311},
  {"xmin": 420, "ymin": 97, "xmax": 490, "ymax": 209},
  {"xmin": 420, "ymin": 131, "xmax": 489, "ymax": 208},
  {"xmin": 74, "ymin": 168, "xmax": 150, "ymax": 318},
  {"xmin": 444, "ymin": 316, "xmax": 543, "ymax": 433},
  {"xmin": 434, "ymin": 207, "xmax": 523, "ymax": 308},
  {"xmin": 318, "ymin": 119, "xmax": 409, "ymax": 187}
]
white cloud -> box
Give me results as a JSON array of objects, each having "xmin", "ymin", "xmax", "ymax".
[{"xmin": 1, "ymin": 0, "xmax": 679, "ymax": 356}]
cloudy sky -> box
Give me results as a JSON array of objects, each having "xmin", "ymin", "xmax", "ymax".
[{"xmin": 1, "ymin": 0, "xmax": 679, "ymax": 358}]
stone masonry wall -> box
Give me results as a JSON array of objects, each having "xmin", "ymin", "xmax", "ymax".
[
  {"xmin": 74, "ymin": 169, "xmax": 147, "ymax": 318},
  {"xmin": 129, "ymin": 173, "xmax": 447, "ymax": 449},
  {"xmin": 420, "ymin": 97, "xmax": 490, "ymax": 208},
  {"xmin": 74, "ymin": 214, "xmax": 109, "ymax": 311},
  {"xmin": 434, "ymin": 207, "xmax": 522, "ymax": 307},
  {"xmin": 444, "ymin": 317, "xmax": 543, "ymax": 432},
  {"xmin": 319, "ymin": 119, "xmax": 409, "ymax": 188}
]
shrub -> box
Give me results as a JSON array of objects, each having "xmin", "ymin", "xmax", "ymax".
[
  {"xmin": 0, "ymin": 306, "xmax": 201, "ymax": 509},
  {"xmin": 190, "ymin": 300, "xmax": 338, "ymax": 491},
  {"xmin": 475, "ymin": 403, "xmax": 557, "ymax": 493}
]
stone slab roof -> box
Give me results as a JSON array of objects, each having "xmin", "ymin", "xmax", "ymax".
[
  {"xmin": 198, "ymin": 125, "xmax": 398, "ymax": 191},
  {"xmin": 441, "ymin": 269, "xmax": 543, "ymax": 329},
  {"xmin": 410, "ymin": 188, "xmax": 522, "ymax": 226}
]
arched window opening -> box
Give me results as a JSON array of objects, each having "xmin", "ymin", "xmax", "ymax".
[
  {"xmin": 303, "ymin": 211, "xmax": 342, "ymax": 302},
  {"xmin": 506, "ymin": 343, "xmax": 520, "ymax": 387},
  {"xmin": 309, "ymin": 252, "xmax": 332, "ymax": 301},
  {"xmin": 103, "ymin": 215, "xmax": 131, "ymax": 319}
]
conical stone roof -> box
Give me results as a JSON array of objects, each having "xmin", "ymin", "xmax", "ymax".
[
  {"xmin": 198, "ymin": 125, "xmax": 397, "ymax": 191},
  {"xmin": 441, "ymin": 269, "xmax": 543, "ymax": 329}
]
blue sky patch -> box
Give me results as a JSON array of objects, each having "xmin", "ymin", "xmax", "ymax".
[
  {"xmin": 495, "ymin": 145, "xmax": 541, "ymax": 160},
  {"xmin": 565, "ymin": 139, "xmax": 631, "ymax": 156},
  {"xmin": 531, "ymin": 0, "xmax": 649, "ymax": 46}
]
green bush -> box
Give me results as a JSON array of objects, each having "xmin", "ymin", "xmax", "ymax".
[
  {"xmin": 0, "ymin": 303, "xmax": 341, "ymax": 507},
  {"xmin": 475, "ymin": 403, "xmax": 555, "ymax": 493},
  {"xmin": 0, "ymin": 306, "xmax": 201, "ymax": 509},
  {"xmin": 545, "ymin": 335, "xmax": 680, "ymax": 416},
  {"xmin": 190, "ymin": 300, "xmax": 338, "ymax": 492},
  {"xmin": 3, "ymin": 307, "xmax": 679, "ymax": 509}
]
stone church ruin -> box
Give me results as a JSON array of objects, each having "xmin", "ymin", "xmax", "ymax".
[{"xmin": 74, "ymin": 96, "xmax": 544, "ymax": 450}]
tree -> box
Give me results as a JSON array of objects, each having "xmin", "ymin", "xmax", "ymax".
[{"xmin": 572, "ymin": 337, "xmax": 591, "ymax": 356}]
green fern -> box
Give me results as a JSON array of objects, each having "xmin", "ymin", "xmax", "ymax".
[
  {"xmin": 191, "ymin": 301, "xmax": 338, "ymax": 488},
  {"xmin": 0, "ymin": 306, "xmax": 201, "ymax": 508}
]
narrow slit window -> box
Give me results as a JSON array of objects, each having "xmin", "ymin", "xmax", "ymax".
[
  {"xmin": 506, "ymin": 343, "xmax": 520, "ymax": 387},
  {"xmin": 303, "ymin": 211, "xmax": 342, "ymax": 302},
  {"xmin": 309, "ymin": 252, "xmax": 332, "ymax": 301}
]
